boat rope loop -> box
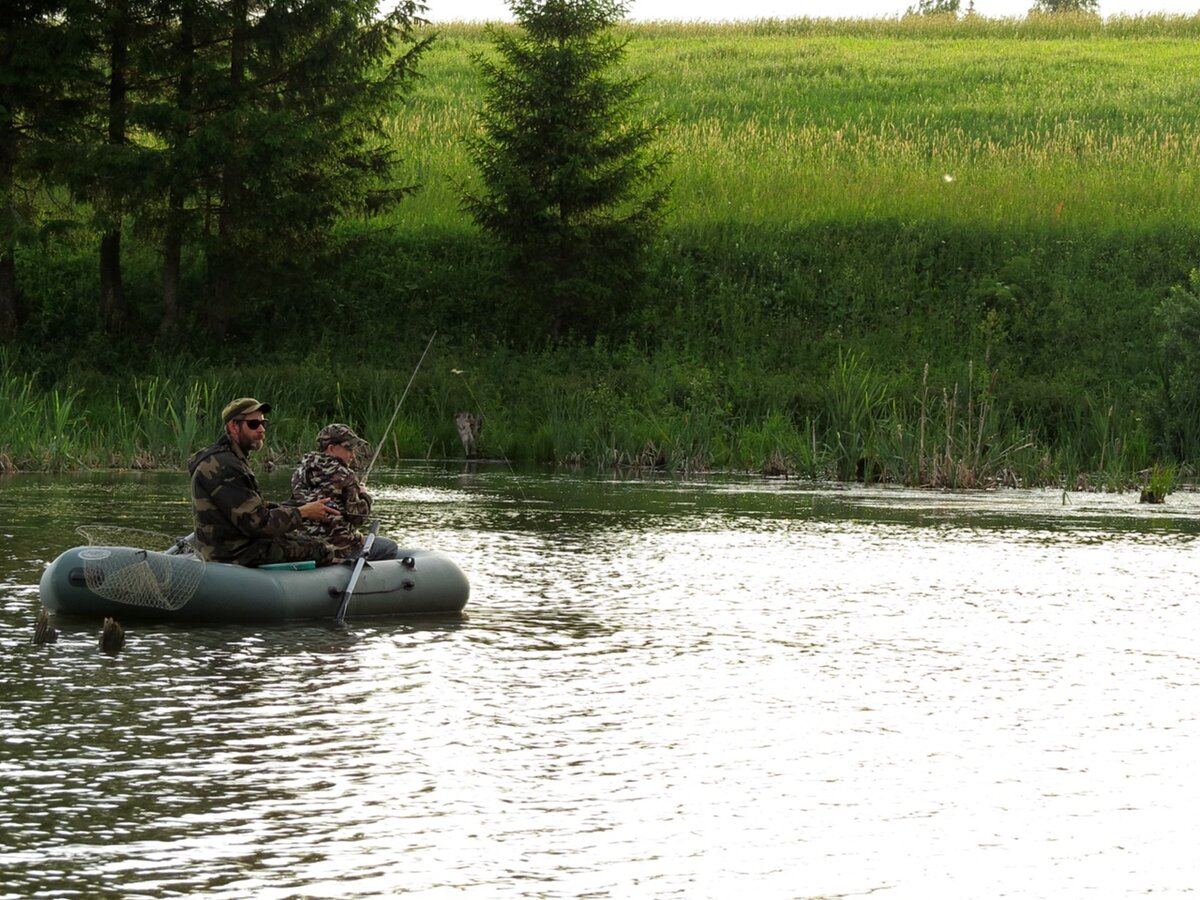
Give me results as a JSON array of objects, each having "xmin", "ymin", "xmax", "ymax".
[{"xmin": 75, "ymin": 526, "xmax": 203, "ymax": 611}]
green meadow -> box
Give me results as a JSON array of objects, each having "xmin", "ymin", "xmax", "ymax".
[
  {"xmin": 7, "ymin": 14, "xmax": 1200, "ymax": 489},
  {"xmin": 401, "ymin": 16, "xmax": 1200, "ymax": 233}
]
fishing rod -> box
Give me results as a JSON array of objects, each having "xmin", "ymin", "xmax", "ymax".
[{"xmin": 362, "ymin": 330, "xmax": 436, "ymax": 485}]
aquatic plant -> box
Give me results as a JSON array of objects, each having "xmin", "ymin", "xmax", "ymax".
[
  {"xmin": 1140, "ymin": 462, "xmax": 1177, "ymax": 503},
  {"xmin": 824, "ymin": 352, "xmax": 890, "ymax": 482}
]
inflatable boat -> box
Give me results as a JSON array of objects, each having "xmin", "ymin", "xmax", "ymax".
[{"xmin": 39, "ymin": 543, "xmax": 470, "ymax": 623}]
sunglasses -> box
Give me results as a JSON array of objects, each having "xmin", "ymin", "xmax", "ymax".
[{"xmin": 241, "ymin": 419, "xmax": 267, "ymax": 431}]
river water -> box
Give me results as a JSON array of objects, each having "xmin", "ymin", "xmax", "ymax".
[{"xmin": 1, "ymin": 467, "xmax": 1199, "ymax": 898}]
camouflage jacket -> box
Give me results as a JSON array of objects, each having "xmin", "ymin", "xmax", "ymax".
[
  {"xmin": 188, "ymin": 434, "xmax": 303, "ymax": 563},
  {"xmin": 291, "ymin": 450, "xmax": 372, "ymax": 554}
]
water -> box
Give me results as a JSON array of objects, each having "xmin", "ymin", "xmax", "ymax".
[{"xmin": 2, "ymin": 467, "xmax": 1200, "ymax": 898}]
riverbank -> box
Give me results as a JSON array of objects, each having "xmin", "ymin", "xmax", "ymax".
[
  {"xmin": 0, "ymin": 345, "xmax": 1183, "ymax": 495},
  {"xmin": 6, "ymin": 18, "xmax": 1200, "ymax": 488}
]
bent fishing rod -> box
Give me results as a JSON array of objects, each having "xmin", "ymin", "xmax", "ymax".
[{"xmin": 362, "ymin": 330, "xmax": 437, "ymax": 485}]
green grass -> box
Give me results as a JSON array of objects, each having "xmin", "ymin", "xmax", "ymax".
[{"xmin": 392, "ymin": 16, "xmax": 1200, "ymax": 234}]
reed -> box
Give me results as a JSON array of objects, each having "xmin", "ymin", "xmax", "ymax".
[
  {"xmin": 0, "ymin": 354, "xmax": 42, "ymax": 468},
  {"xmin": 535, "ymin": 385, "xmax": 591, "ymax": 465},
  {"xmin": 731, "ymin": 411, "xmax": 821, "ymax": 477},
  {"xmin": 41, "ymin": 388, "xmax": 84, "ymax": 471},
  {"xmin": 823, "ymin": 352, "xmax": 890, "ymax": 482},
  {"xmin": 108, "ymin": 394, "xmax": 145, "ymax": 468},
  {"xmin": 0, "ymin": 349, "xmax": 1170, "ymax": 489},
  {"xmin": 1140, "ymin": 461, "xmax": 1177, "ymax": 503},
  {"xmin": 166, "ymin": 381, "xmax": 217, "ymax": 465}
]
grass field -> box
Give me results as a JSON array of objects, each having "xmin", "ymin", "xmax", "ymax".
[{"xmin": 390, "ymin": 15, "xmax": 1200, "ymax": 232}]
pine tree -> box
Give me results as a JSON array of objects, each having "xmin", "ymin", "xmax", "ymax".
[
  {"xmin": 463, "ymin": 0, "xmax": 670, "ymax": 342},
  {"xmin": 195, "ymin": 0, "xmax": 430, "ymax": 340}
]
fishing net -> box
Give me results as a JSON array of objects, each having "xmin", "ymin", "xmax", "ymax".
[{"xmin": 74, "ymin": 526, "xmax": 204, "ymax": 611}]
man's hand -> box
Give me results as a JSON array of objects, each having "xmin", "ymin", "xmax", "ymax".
[{"xmin": 299, "ymin": 498, "xmax": 337, "ymax": 521}]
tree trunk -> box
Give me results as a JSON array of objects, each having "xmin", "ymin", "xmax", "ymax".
[
  {"xmin": 0, "ymin": 246, "xmax": 17, "ymax": 342},
  {"xmin": 99, "ymin": 230, "xmax": 126, "ymax": 331},
  {"xmin": 160, "ymin": 3, "xmax": 194, "ymax": 342},
  {"xmin": 208, "ymin": 0, "xmax": 248, "ymax": 342},
  {"xmin": 160, "ymin": 208, "xmax": 181, "ymax": 340},
  {"xmin": 100, "ymin": 4, "xmax": 130, "ymax": 332},
  {"xmin": 0, "ymin": 93, "xmax": 19, "ymax": 341},
  {"xmin": 206, "ymin": 251, "xmax": 230, "ymax": 343}
]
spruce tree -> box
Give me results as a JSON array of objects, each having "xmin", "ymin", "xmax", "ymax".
[
  {"xmin": 44, "ymin": 0, "xmax": 161, "ymax": 335},
  {"xmin": 22, "ymin": 0, "xmax": 429, "ymax": 343},
  {"xmin": 463, "ymin": 0, "xmax": 670, "ymax": 342},
  {"xmin": 195, "ymin": 0, "xmax": 430, "ymax": 340}
]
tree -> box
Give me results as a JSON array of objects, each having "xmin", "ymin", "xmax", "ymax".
[
  {"xmin": 94, "ymin": 0, "xmax": 144, "ymax": 332},
  {"xmin": 463, "ymin": 0, "xmax": 670, "ymax": 342},
  {"xmin": 195, "ymin": 0, "xmax": 430, "ymax": 341},
  {"xmin": 904, "ymin": 0, "xmax": 961, "ymax": 17},
  {"xmin": 1029, "ymin": 0, "xmax": 1099, "ymax": 12},
  {"xmin": 0, "ymin": 4, "xmax": 44, "ymax": 341},
  {"xmin": 143, "ymin": 0, "xmax": 207, "ymax": 339},
  {"xmin": 22, "ymin": 0, "xmax": 429, "ymax": 344},
  {"xmin": 0, "ymin": 1, "xmax": 90, "ymax": 342},
  {"xmin": 43, "ymin": 0, "xmax": 163, "ymax": 335}
]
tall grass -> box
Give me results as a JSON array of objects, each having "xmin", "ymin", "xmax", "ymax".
[{"xmin": 0, "ymin": 346, "xmax": 1160, "ymax": 488}]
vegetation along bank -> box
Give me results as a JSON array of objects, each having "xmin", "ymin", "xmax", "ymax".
[{"xmin": 5, "ymin": 8, "xmax": 1200, "ymax": 493}]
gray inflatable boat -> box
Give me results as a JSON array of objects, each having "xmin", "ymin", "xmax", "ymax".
[{"xmin": 39, "ymin": 544, "xmax": 470, "ymax": 622}]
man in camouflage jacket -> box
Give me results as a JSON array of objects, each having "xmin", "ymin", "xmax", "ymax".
[
  {"xmin": 188, "ymin": 397, "xmax": 337, "ymax": 566},
  {"xmin": 291, "ymin": 423, "xmax": 399, "ymax": 561}
]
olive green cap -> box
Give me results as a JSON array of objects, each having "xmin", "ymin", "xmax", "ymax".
[{"xmin": 221, "ymin": 397, "xmax": 272, "ymax": 424}]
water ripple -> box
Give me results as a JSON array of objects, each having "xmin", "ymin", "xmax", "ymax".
[{"xmin": 3, "ymin": 475, "xmax": 1200, "ymax": 896}]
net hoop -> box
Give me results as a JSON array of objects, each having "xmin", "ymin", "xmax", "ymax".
[{"xmin": 74, "ymin": 525, "xmax": 203, "ymax": 611}]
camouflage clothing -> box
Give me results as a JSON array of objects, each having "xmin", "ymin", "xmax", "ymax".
[
  {"xmin": 291, "ymin": 450, "xmax": 372, "ymax": 555},
  {"xmin": 188, "ymin": 434, "xmax": 334, "ymax": 566}
]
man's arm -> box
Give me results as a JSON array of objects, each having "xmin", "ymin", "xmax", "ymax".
[{"xmin": 197, "ymin": 457, "xmax": 302, "ymax": 537}]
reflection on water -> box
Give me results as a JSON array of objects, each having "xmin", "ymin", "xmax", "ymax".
[{"xmin": 3, "ymin": 468, "xmax": 1200, "ymax": 897}]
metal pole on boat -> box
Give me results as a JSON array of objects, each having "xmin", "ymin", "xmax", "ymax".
[
  {"xmin": 362, "ymin": 331, "xmax": 437, "ymax": 485},
  {"xmin": 334, "ymin": 520, "xmax": 380, "ymax": 625},
  {"xmin": 165, "ymin": 533, "xmax": 195, "ymax": 555}
]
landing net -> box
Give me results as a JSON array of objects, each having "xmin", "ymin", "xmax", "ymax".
[{"xmin": 75, "ymin": 526, "xmax": 203, "ymax": 611}]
